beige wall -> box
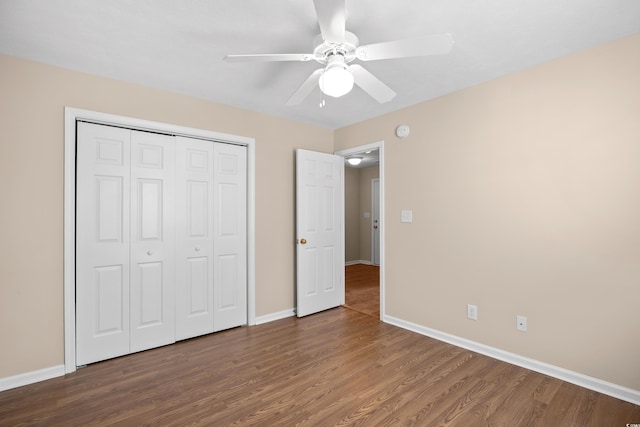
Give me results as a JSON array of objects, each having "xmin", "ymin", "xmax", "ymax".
[
  {"xmin": 0, "ymin": 54, "xmax": 333, "ymax": 378},
  {"xmin": 2, "ymin": 33, "xmax": 640, "ymax": 393},
  {"xmin": 358, "ymin": 166, "xmax": 379, "ymax": 262},
  {"xmin": 344, "ymin": 167, "xmax": 361, "ymax": 262},
  {"xmin": 335, "ymin": 34, "xmax": 640, "ymax": 390},
  {"xmin": 345, "ymin": 166, "xmax": 380, "ymax": 263}
]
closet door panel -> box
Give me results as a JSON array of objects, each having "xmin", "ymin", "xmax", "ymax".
[
  {"xmin": 175, "ymin": 137, "xmax": 215, "ymax": 340},
  {"xmin": 76, "ymin": 123, "xmax": 131, "ymax": 365},
  {"xmin": 213, "ymin": 143, "xmax": 247, "ymax": 331},
  {"xmin": 130, "ymin": 131, "xmax": 176, "ymax": 352},
  {"xmin": 77, "ymin": 122, "xmax": 249, "ymax": 364}
]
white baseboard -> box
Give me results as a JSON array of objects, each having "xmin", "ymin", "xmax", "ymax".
[
  {"xmin": 255, "ymin": 308, "xmax": 296, "ymax": 325},
  {"xmin": 383, "ymin": 314, "xmax": 640, "ymax": 406},
  {"xmin": 345, "ymin": 260, "xmax": 373, "ymax": 266},
  {"xmin": 0, "ymin": 364, "xmax": 65, "ymax": 392}
]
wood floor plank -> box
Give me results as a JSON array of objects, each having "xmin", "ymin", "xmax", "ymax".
[
  {"xmin": 1, "ymin": 307, "xmax": 638, "ymax": 426},
  {"xmin": 359, "ymin": 351, "xmax": 491, "ymax": 426},
  {"xmin": 468, "ymin": 359, "xmax": 543, "ymax": 424}
]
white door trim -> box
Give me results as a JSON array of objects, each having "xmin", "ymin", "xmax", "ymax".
[
  {"xmin": 371, "ymin": 178, "xmax": 380, "ymax": 266},
  {"xmin": 64, "ymin": 107, "xmax": 256, "ymax": 373},
  {"xmin": 335, "ymin": 141, "xmax": 385, "ymax": 320}
]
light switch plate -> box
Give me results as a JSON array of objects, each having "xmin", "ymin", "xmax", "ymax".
[
  {"xmin": 363, "ymin": 212, "xmax": 371, "ymax": 218},
  {"xmin": 401, "ymin": 210, "xmax": 413, "ymax": 223}
]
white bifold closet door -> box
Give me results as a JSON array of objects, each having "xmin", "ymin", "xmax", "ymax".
[
  {"xmin": 175, "ymin": 137, "xmax": 215, "ymax": 340},
  {"xmin": 76, "ymin": 122, "xmax": 246, "ymax": 366},
  {"xmin": 129, "ymin": 130, "xmax": 176, "ymax": 353},
  {"xmin": 212, "ymin": 142, "xmax": 247, "ymax": 331},
  {"xmin": 76, "ymin": 123, "xmax": 132, "ymax": 365}
]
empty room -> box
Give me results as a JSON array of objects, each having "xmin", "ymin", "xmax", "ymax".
[{"xmin": 1, "ymin": 1, "xmax": 639, "ymax": 425}]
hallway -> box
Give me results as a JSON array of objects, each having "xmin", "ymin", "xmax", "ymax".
[{"xmin": 344, "ymin": 263, "xmax": 379, "ymax": 318}]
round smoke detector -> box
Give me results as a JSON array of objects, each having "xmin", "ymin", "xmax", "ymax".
[{"xmin": 396, "ymin": 125, "xmax": 410, "ymax": 138}]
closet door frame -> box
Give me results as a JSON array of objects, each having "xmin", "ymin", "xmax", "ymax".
[{"xmin": 63, "ymin": 107, "xmax": 256, "ymax": 373}]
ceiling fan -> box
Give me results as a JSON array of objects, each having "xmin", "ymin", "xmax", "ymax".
[{"xmin": 223, "ymin": 0, "xmax": 454, "ymax": 106}]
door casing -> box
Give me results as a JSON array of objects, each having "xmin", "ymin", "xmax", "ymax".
[
  {"xmin": 64, "ymin": 107, "xmax": 256, "ymax": 373},
  {"xmin": 371, "ymin": 178, "xmax": 380, "ymax": 266}
]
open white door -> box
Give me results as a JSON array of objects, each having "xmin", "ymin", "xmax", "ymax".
[{"xmin": 296, "ymin": 149, "xmax": 344, "ymax": 317}]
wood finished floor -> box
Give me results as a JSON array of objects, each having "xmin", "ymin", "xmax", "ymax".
[
  {"xmin": 344, "ymin": 263, "xmax": 380, "ymax": 318},
  {"xmin": 1, "ymin": 308, "xmax": 639, "ymax": 426}
]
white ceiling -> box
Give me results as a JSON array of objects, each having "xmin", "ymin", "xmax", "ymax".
[{"xmin": 1, "ymin": 0, "xmax": 638, "ymax": 129}]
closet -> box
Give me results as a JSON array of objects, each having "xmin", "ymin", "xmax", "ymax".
[{"xmin": 75, "ymin": 122, "xmax": 247, "ymax": 365}]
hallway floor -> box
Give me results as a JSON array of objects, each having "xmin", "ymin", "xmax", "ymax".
[{"xmin": 344, "ymin": 263, "xmax": 379, "ymax": 318}]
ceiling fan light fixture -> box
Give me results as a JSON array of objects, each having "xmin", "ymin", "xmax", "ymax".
[
  {"xmin": 347, "ymin": 156, "xmax": 363, "ymax": 166},
  {"xmin": 319, "ymin": 56, "xmax": 354, "ymax": 98},
  {"xmin": 224, "ymin": 4, "xmax": 454, "ymax": 106}
]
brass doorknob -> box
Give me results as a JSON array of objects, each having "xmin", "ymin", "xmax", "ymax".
[{"xmin": 300, "ymin": 238, "xmax": 307, "ymax": 244}]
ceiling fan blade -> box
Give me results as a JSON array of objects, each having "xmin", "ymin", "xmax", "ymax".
[
  {"xmin": 350, "ymin": 65, "xmax": 396, "ymax": 103},
  {"xmin": 224, "ymin": 53, "xmax": 314, "ymax": 62},
  {"xmin": 286, "ymin": 68, "xmax": 324, "ymax": 106},
  {"xmin": 313, "ymin": 0, "xmax": 345, "ymax": 44},
  {"xmin": 356, "ymin": 33, "xmax": 454, "ymax": 61}
]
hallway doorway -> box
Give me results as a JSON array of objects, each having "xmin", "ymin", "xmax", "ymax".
[{"xmin": 337, "ymin": 141, "xmax": 384, "ymax": 320}]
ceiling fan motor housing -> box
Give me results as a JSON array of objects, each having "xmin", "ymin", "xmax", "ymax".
[{"xmin": 313, "ymin": 31, "xmax": 359, "ymax": 64}]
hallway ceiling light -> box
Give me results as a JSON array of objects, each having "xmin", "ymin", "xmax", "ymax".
[{"xmin": 347, "ymin": 157, "xmax": 363, "ymax": 166}]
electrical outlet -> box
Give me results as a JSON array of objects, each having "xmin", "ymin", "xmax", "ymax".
[
  {"xmin": 516, "ymin": 315, "xmax": 527, "ymax": 332},
  {"xmin": 467, "ymin": 304, "xmax": 478, "ymax": 320}
]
